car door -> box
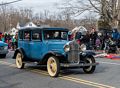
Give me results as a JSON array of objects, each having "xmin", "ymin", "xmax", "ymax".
[
  {"xmin": 29, "ymin": 30, "xmax": 43, "ymax": 60},
  {"xmin": 22, "ymin": 30, "xmax": 31, "ymax": 58}
]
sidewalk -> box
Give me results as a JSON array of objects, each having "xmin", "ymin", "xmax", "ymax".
[
  {"xmin": 94, "ymin": 50, "xmax": 107, "ymax": 58},
  {"xmin": 94, "ymin": 50, "xmax": 120, "ymax": 60}
]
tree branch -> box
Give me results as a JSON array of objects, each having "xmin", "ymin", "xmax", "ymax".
[
  {"xmin": 0, "ymin": 0, "xmax": 22, "ymax": 6},
  {"xmin": 88, "ymin": 0, "xmax": 100, "ymax": 12}
]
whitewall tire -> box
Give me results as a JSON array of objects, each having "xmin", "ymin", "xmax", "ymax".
[
  {"xmin": 16, "ymin": 52, "xmax": 25, "ymax": 69},
  {"xmin": 83, "ymin": 57, "xmax": 96, "ymax": 74},
  {"xmin": 47, "ymin": 56, "xmax": 60, "ymax": 77}
]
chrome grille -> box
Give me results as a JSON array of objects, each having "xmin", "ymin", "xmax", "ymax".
[{"xmin": 68, "ymin": 41, "xmax": 80, "ymax": 63}]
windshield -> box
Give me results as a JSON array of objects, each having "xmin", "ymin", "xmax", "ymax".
[{"xmin": 44, "ymin": 30, "xmax": 68, "ymax": 40}]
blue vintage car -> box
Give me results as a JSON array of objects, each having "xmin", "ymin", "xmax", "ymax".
[
  {"xmin": 0, "ymin": 41, "xmax": 8, "ymax": 58},
  {"xmin": 13, "ymin": 27, "xmax": 98, "ymax": 77}
]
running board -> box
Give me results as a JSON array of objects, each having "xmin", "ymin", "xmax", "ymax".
[{"xmin": 61, "ymin": 63, "xmax": 99, "ymax": 68}]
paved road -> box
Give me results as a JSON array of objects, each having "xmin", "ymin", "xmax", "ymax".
[{"xmin": 0, "ymin": 50, "xmax": 120, "ymax": 88}]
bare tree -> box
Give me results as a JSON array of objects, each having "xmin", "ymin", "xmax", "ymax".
[
  {"xmin": 0, "ymin": 5, "xmax": 33, "ymax": 32},
  {"xmin": 0, "ymin": 0, "xmax": 22, "ymax": 6},
  {"xmin": 117, "ymin": 0, "xmax": 120, "ymax": 31},
  {"xmin": 58, "ymin": 0, "xmax": 119, "ymax": 30},
  {"xmin": 0, "ymin": 0, "xmax": 22, "ymax": 32}
]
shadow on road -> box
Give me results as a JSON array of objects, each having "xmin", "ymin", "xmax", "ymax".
[{"xmin": 24, "ymin": 64, "xmax": 107, "ymax": 77}]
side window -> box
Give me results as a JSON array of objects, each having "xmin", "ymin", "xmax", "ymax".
[
  {"xmin": 32, "ymin": 31, "xmax": 42, "ymax": 41},
  {"xmin": 19, "ymin": 31, "xmax": 23, "ymax": 40},
  {"xmin": 24, "ymin": 31, "xmax": 31, "ymax": 40}
]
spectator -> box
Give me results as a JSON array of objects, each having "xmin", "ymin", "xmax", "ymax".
[
  {"xmin": 90, "ymin": 28, "xmax": 97, "ymax": 49},
  {"xmin": 15, "ymin": 33, "xmax": 18, "ymax": 48},
  {"xmin": 1, "ymin": 34, "xmax": 5, "ymax": 42},
  {"xmin": 0, "ymin": 32, "xmax": 2, "ymax": 40},
  {"xmin": 95, "ymin": 37, "xmax": 102, "ymax": 50},
  {"xmin": 11, "ymin": 36, "xmax": 16, "ymax": 50},
  {"xmin": 112, "ymin": 28, "xmax": 119, "ymax": 40},
  {"xmin": 81, "ymin": 31, "xmax": 90, "ymax": 50}
]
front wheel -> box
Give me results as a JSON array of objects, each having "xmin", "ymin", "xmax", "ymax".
[
  {"xmin": 83, "ymin": 56, "xmax": 96, "ymax": 74},
  {"xmin": 16, "ymin": 52, "xmax": 25, "ymax": 69},
  {"xmin": 47, "ymin": 56, "xmax": 60, "ymax": 77}
]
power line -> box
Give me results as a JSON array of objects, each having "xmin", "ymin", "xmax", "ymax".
[{"xmin": 0, "ymin": 0, "xmax": 22, "ymax": 6}]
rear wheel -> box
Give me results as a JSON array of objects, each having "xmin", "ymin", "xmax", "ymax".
[
  {"xmin": 16, "ymin": 52, "xmax": 25, "ymax": 69},
  {"xmin": 47, "ymin": 56, "xmax": 60, "ymax": 77},
  {"xmin": 83, "ymin": 56, "xmax": 96, "ymax": 74}
]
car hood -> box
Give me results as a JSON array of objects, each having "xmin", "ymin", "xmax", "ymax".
[{"xmin": 0, "ymin": 41, "xmax": 8, "ymax": 47}]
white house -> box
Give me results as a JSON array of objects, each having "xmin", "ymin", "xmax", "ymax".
[
  {"xmin": 9, "ymin": 27, "xmax": 18, "ymax": 35},
  {"xmin": 16, "ymin": 22, "xmax": 37, "ymax": 29},
  {"xmin": 24, "ymin": 22, "xmax": 37, "ymax": 27}
]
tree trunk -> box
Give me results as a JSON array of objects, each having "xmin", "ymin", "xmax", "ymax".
[{"xmin": 117, "ymin": 0, "xmax": 120, "ymax": 31}]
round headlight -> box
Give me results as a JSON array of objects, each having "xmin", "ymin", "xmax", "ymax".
[
  {"xmin": 80, "ymin": 44, "xmax": 86, "ymax": 51},
  {"xmin": 64, "ymin": 45, "xmax": 70, "ymax": 52}
]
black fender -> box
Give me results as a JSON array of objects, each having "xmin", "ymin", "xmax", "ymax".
[
  {"xmin": 42, "ymin": 51, "xmax": 66, "ymax": 63},
  {"xmin": 80, "ymin": 50, "xmax": 96, "ymax": 58},
  {"xmin": 13, "ymin": 48, "xmax": 26, "ymax": 59},
  {"xmin": 48, "ymin": 51, "xmax": 64, "ymax": 57}
]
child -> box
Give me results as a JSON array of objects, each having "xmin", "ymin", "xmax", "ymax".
[{"xmin": 95, "ymin": 37, "xmax": 101, "ymax": 50}]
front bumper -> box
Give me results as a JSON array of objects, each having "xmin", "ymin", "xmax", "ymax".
[
  {"xmin": 61, "ymin": 62, "xmax": 99, "ymax": 68},
  {"xmin": 0, "ymin": 49, "xmax": 8, "ymax": 54}
]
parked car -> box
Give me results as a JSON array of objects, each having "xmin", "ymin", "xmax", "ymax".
[
  {"xmin": 13, "ymin": 27, "xmax": 98, "ymax": 77},
  {"xmin": 0, "ymin": 41, "xmax": 8, "ymax": 58}
]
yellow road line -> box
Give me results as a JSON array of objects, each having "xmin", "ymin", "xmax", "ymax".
[
  {"xmin": 31, "ymin": 69, "xmax": 115, "ymax": 88},
  {"xmin": 0, "ymin": 61, "xmax": 115, "ymax": 88},
  {"xmin": 59, "ymin": 76, "xmax": 115, "ymax": 88},
  {"xmin": 60, "ymin": 77, "xmax": 105, "ymax": 88},
  {"xmin": 27, "ymin": 69, "xmax": 105, "ymax": 88}
]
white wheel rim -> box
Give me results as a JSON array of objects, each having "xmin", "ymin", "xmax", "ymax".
[
  {"xmin": 85, "ymin": 58, "xmax": 92, "ymax": 71},
  {"xmin": 16, "ymin": 53, "xmax": 23, "ymax": 68},
  {"xmin": 47, "ymin": 57, "xmax": 57, "ymax": 77}
]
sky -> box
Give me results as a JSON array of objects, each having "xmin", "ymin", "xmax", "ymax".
[
  {"xmin": 0, "ymin": 0, "xmax": 61, "ymax": 13},
  {"xmin": 0, "ymin": 0, "xmax": 99, "ymax": 19}
]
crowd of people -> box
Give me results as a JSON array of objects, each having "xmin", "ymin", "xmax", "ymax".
[
  {"xmin": 1, "ymin": 27, "xmax": 120, "ymax": 53},
  {"xmin": 69, "ymin": 28, "xmax": 120, "ymax": 52},
  {"xmin": 0, "ymin": 32, "xmax": 18, "ymax": 50}
]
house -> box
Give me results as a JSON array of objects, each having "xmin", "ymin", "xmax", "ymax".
[
  {"xmin": 24, "ymin": 22, "xmax": 37, "ymax": 27},
  {"xmin": 16, "ymin": 21, "xmax": 37, "ymax": 29},
  {"xmin": 9, "ymin": 28, "xmax": 18, "ymax": 36}
]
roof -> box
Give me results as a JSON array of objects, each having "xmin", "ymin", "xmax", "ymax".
[
  {"xmin": 16, "ymin": 21, "xmax": 37, "ymax": 29},
  {"xmin": 19, "ymin": 27, "xmax": 69, "ymax": 31},
  {"xmin": 24, "ymin": 22, "xmax": 37, "ymax": 27}
]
